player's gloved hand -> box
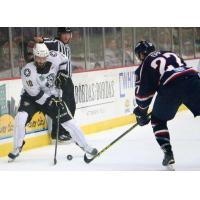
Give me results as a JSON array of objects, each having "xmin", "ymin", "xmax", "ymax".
[
  {"xmin": 133, "ymin": 106, "xmax": 150, "ymax": 126},
  {"xmin": 45, "ymin": 96, "xmax": 69, "ymax": 122},
  {"xmin": 48, "ymin": 96, "xmax": 65, "ymax": 110},
  {"xmin": 55, "ymin": 70, "xmax": 69, "ymax": 89}
]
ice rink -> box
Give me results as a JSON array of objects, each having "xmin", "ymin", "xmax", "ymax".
[{"xmin": 0, "ymin": 110, "xmax": 200, "ymax": 171}]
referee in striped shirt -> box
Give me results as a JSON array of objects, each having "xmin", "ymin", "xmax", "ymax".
[{"xmin": 34, "ymin": 27, "xmax": 75, "ymax": 141}]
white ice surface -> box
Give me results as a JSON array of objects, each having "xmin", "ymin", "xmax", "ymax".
[{"xmin": 0, "ymin": 110, "xmax": 200, "ymax": 171}]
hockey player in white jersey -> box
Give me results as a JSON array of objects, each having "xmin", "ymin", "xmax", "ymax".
[{"xmin": 8, "ymin": 43, "xmax": 98, "ymax": 161}]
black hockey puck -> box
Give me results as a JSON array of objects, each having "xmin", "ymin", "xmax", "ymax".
[{"xmin": 67, "ymin": 155, "xmax": 73, "ymax": 161}]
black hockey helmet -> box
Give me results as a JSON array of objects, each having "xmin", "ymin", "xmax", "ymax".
[
  {"xmin": 57, "ymin": 27, "xmax": 72, "ymax": 34},
  {"xmin": 134, "ymin": 41, "xmax": 155, "ymax": 61}
]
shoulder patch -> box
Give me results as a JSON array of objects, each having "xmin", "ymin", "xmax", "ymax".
[
  {"xmin": 24, "ymin": 68, "xmax": 31, "ymax": 77},
  {"xmin": 150, "ymin": 51, "xmax": 161, "ymax": 58},
  {"xmin": 50, "ymin": 51, "xmax": 57, "ymax": 57}
]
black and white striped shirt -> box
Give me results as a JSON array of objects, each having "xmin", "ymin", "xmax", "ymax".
[{"xmin": 43, "ymin": 38, "xmax": 72, "ymax": 77}]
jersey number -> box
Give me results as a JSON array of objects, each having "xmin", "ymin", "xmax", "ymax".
[
  {"xmin": 151, "ymin": 53, "xmax": 183, "ymax": 76},
  {"xmin": 26, "ymin": 80, "xmax": 33, "ymax": 87}
]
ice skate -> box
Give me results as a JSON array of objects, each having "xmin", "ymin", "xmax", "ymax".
[
  {"xmin": 8, "ymin": 141, "xmax": 25, "ymax": 162},
  {"xmin": 51, "ymin": 133, "xmax": 72, "ymax": 144},
  {"xmin": 58, "ymin": 134, "xmax": 72, "ymax": 142},
  {"xmin": 79, "ymin": 144, "xmax": 98, "ymax": 158},
  {"xmin": 85, "ymin": 145, "xmax": 98, "ymax": 156},
  {"xmin": 162, "ymin": 151, "xmax": 175, "ymax": 171}
]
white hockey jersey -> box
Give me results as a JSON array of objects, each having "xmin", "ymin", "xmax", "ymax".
[{"xmin": 21, "ymin": 50, "xmax": 69, "ymax": 105}]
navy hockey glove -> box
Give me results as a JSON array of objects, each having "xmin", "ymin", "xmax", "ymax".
[
  {"xmin": 133, "ymin": 106, "xmax": 150, "ymax": 126},
  {"xmin": 55, "ymin": 70, "xmax": 69, "ymax": 89}
]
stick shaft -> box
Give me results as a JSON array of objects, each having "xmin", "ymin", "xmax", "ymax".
[
  {"xmin": 54, "ymin": 87, "xmax": 61, "ymax": 165},
  {"xmin": 85, "ymin": 112, "xmax": 151, "ymax": 163}
]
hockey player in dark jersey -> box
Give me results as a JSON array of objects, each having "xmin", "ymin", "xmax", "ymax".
[
  {"xmin": 133, "ymin": 40, "xmax": 200, "ymax": 168},
  {"xmin": 34, "ymin": 28, "xmax": 75, "ymax": 142}
]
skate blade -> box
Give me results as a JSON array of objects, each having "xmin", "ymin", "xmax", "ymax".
[
  {"xmin": 165, "ymin": 164, "xmax": 175, "ymax": 171},
  {"xmin": 8, "ymin": 158, "xmax": 16, "ymax": 163}
]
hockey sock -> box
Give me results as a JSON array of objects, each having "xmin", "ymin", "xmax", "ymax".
[
  {"xmin": 13, "ymin": 111, "xmax": 28, "ymax": 150},
  {"xmin": 151, "ymin": 116, "xmax": 172, "ymax": 152},
  {"xmin": 61, "ymin": 119, "xmax": 88, "ymax": 148}
]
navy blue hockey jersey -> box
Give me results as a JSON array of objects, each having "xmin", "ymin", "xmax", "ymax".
[{"xmin": 135, "ymin": 51, "xmax": 198, "ymax": 110}]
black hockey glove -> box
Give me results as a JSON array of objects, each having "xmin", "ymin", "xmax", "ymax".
[
  {"xmin": 133, "ymin": 106, "xmax": 150, "ymax": 126},
  {"xmin": 48, "ymin": 96, "xmax": 65, "ymax": 110},
  {"xmin": 55, "ymin": 70, "xmax": 69, "ymax": 89},
  {"xmin": 45, "ymin": 96, "xmax": 70, "ymax": 123}
]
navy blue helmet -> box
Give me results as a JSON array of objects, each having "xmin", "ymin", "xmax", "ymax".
[{"xmin": 134, "ymin": 41, "xmax": 155, "ymax": 60}]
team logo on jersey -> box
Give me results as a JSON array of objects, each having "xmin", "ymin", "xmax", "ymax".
[
  {"xmin": 50, "ymin": 51, "xmax": 57, "ymax": 57},
  {"xmin": 24, "ymin": 68, "xmax": 31, "ymax": 77},
  {"xmin": 46, "ymin": 73, "xmax": 55, "ymax": 88},
  {"xmin": 39, "ymin": 75, "xmax": 45, "ymax": 81}
]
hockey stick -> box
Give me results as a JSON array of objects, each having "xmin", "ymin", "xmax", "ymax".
[
  {"xmin": 53, "ymin": 86, "xmax": 61, "ymax": 165},
  {"xmin": 84, "ymin": 112, "xmax": 151, "ymax": 164}
]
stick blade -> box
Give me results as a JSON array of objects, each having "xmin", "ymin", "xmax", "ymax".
[{"xmin": 54, "ymin": 158, "xmax": 57, "ymax": 165}]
